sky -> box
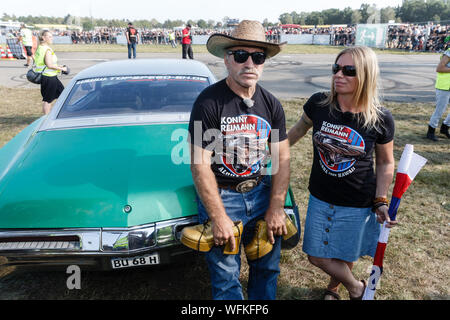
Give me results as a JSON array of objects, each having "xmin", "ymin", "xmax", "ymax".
[{"xmin": 2, "ymin": 0, "xmax": 404, "ymax": 23}]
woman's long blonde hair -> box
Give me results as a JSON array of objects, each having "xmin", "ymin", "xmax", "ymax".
[{"xmin": 322, "ymin": 46, "xmax": 384, "ymax": 131}]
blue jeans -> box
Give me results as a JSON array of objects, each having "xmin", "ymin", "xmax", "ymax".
[
  {"xmin": 429, "ymin": 89, "xmax": 450, "ymax": 128},
  {"xmin": 127, "ymin": 42, "xmax": 136, "ymax": 59},
  {"xmin": 197, "ymin": 176, "xmax": 281, "ymax": 300}
]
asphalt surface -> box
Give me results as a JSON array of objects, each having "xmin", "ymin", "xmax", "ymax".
[{"xmin": 0, "ymin": 51, "xmax": 440, "ymax": 103}]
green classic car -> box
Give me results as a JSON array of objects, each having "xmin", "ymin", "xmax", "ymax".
[{"xmin": 0, "ymin": 59, "xmax": 300, "ymax": 270}]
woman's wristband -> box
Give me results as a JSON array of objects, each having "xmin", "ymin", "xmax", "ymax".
[
  {"xmin": 372, "ymin": 197, "xmax": 389, "ymax": 212},
  {"xmin": 373, "ymin": 197, "xmax": 388, "ymax": 204},
  {"xmin": 372, "ymin": 202, "xmax": 388, "ymax": 212}
]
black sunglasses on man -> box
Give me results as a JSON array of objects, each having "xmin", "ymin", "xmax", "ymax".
[{"xmin": 227, "ymin": 50, "xmax": 267, "ymax": 65}]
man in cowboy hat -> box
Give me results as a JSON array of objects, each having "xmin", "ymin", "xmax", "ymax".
[{"xmin": 188, "ymin": 20, "xmax": 290, "ymax": 300}]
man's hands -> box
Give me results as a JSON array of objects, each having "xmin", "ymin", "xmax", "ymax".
[
  {"xmin": 191, "ymin": 144, "xmax": 235, "ymax": 250},
  {"xmin": 211, "ymin": 215, "xmax": 236, "ymax": 252},
  {"xmin": 264, "ymin": 139, "xmax": 290, "ymax": 245},
  {"xmin": 265, "ymin": 207, "xmax": 287, "ymax": 244}
]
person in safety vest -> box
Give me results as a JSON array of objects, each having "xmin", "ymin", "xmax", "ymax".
[
  {"xmin": 169, "ymin": 31, "xmax": 177, "ymax": 48},
  {"xmin": 34, "ymin": 30, "xmax": 68, "ymax": 114},
  {"xmin": 427, "ymin": 36, "xmax": 450, "ymax": 141},
  {"xmin": 18, "ymin": 23, "xmax": 34, "ymax": 67}
]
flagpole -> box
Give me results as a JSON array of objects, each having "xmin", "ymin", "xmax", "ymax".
[{"xmin": 363, "ymin": 145, "xmax": 427, "ymax": 300}]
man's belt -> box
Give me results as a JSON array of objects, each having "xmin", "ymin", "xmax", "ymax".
[{"xmin": 217, "ymin": 176, "xmax": 264, "ymax": 193}]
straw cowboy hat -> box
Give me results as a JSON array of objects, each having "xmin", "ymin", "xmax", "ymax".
[{"xmin": 207, "ymin": 20, "xmax": 286, "ymax": 59}]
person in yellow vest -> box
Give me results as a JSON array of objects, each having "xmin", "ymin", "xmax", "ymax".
[
  {"xmin": 427, "ymin": 37, "xmax": 450, "ymax": 141},
  {"xmin": 18, "ymin": 23, "xmax": 34, "ymax": 67},
  {"xmin": 169, "ymin": 30, "xmax": 177, "ymax": 48},
  {"xmin": 34, "ymin": 30, "xmax": 68, "ymax": 115}
]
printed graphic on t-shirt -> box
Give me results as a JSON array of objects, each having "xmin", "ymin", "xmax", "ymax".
[
  {"xmin": 216, "ymin": 114, "xmax": 270, "ymax": 177},
  {"xmin": 314, "ymin": 121, "xmax": 366, "ymax": 177},
  {"xmin": 128, "ymin": 28, "xmax": 137, "ymax": 42}
]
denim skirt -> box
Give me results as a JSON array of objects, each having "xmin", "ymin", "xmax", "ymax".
[{"xmin": 302, "ymin": 194, "xmax": 380, "ymax": 262}]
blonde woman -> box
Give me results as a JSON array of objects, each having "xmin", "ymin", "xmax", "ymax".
[
  {"xmin": 34, "ymin": 30, "xmax": 68, "ymax": 114},
  {"xmin": 288, "ymin": 46, "xmax": 397, "ymax": 300}
]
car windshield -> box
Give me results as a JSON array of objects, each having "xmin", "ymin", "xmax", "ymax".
[{"xmin": 57, "ymin": 75, "xmax": 210, "ymax": 119}]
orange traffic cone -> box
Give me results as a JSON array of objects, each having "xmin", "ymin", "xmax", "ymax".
[
  {"xmin": 5, "ymin": 46, "xmax": 16, "ymax": 60},
  {"xmin": 0, "ymin": 46, "xmax": 6, "ymax": 59}
]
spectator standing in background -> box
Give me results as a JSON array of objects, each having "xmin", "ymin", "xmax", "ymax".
[
  {"xmin": 18, "ymin": 23, "xmax": 34, "ymax": 67},
  {"xmin": 182, "ymin": 24, "xmax": 194, "ymax": 59},
  {"xmin": 126, "ymin": 22, "xmax": 139, "ymax": 59},
  {"xmin": 169, "ymin": 31, "xmax": 177, "ymax": 48},
  {"xmin": 34, "ymin": 30, "xmax": 68, "ymax": 114},
  {"xmin": 427, "ymin": 36, "xmax": 450, "ymax": 141}
]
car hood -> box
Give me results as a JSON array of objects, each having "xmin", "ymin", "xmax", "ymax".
[{"xmin": 0, "ymin": 123, "xmax": 196, "ymax": 228}]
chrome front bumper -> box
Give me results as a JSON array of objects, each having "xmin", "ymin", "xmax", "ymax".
[
  {"xmin": 0, "ymin": 216, "xmax": 198, "ymax": 267},
  {"xmin": 0, "ymin": 208, "xmax": 301, "ymax": 269}
]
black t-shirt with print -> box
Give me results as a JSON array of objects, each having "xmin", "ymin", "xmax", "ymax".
[
  {"xmin": 127, "ymin": 27, "xmax": 138, "ymax": 43},
  {"xmin": 189, "ymin": 79, "xmax": 288, "ymax": 185},
  {"xmin": 303, "ymin": 92, "xmax": 395, "ymax": 208}
]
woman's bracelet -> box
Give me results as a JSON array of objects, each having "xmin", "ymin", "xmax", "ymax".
[
  {"xmin": 372, "ymin": 202, "xmax": 388, "ymax": 212},
  {"xmin": 372, "ymin": 197, "xmax": 389, "ymax": 212},
  {"xmin": 373, "ymin": 197, "xmax": 388, "ymax": 205}
]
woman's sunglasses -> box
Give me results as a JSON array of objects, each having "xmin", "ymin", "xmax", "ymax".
[
  {"xmin": 227, "ymin": 50, "xmax": 267, "ymax": 65},
  {"xmin": 332, "ymin": 64, "xmax": 357, "ymax": 77}
]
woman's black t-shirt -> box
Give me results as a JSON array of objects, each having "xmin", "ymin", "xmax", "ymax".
[
  {"xmin": 189, "ymin": 79, "xmax": 288, "ymax": 185},
  {"xmin": 303, "ymin": 92, "xmax": 395, "ymax": 208}
]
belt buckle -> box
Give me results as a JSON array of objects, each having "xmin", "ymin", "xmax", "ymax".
[{"xmin": 236, "ymin": 179, "xmax": 258, "ymax": 193}]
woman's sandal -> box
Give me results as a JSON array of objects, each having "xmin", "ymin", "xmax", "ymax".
[
  {"xmin": 324, "ymin": 289, "xmax": 341, "ymax": 300},
  {"xmin": 350, "ymin": 280, "xmax": 367, "ymax": 300}
]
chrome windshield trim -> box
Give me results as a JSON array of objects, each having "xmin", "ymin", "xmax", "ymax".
[
  {"xmin": 40, "ymin": 113, "xmax": 191, "ymax": 131},
  {"xmin": 0, "ymin": 216, "xmax": 197, "ymax": 257}
]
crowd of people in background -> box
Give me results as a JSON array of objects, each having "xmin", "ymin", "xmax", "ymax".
[
  {"xmin": 2, "ymin": 22, "xmax": 449, "ymax": 53},
  {"xmin": 265, "ymin": 23, "xmax": 449, "ymax": 51},
  {"xmin": 386, "ymin": 24, "xmax": 449, "ymax": 52},
  {"xmin": 71, "ymin": 28, "xmax": 119, "ymax": 44}
]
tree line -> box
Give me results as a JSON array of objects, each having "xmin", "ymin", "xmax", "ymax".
[
  {"xmin": 1, "ymin": 0, "xmax": 450, "ymax": 30},
  {"xmin": 278, "ymin": 0, "xmax": 450, "ymax": 26},
  {"xmin": 1, "ymin": 12, "xmax": 230, "ymax": 30}
]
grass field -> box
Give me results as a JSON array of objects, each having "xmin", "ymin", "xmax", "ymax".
[{"xmin": 0, "ymin": 86, "xmax": 448, "ymax": 300}]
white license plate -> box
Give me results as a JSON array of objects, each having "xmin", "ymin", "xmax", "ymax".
[{"xmin": 111, "ymin": 253, "xmax": 160, "ymax": 269}]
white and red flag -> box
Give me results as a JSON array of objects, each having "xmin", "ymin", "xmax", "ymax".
[{"xmin": 363, "ymin": 144, "xmax": 427, "ymax": 300}]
